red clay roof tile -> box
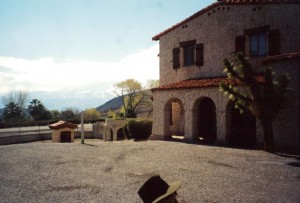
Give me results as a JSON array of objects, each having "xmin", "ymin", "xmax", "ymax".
[
  {"xmin": 152, "ymin": 76, "xmax": 264, "ymax": 91},
  {"xmin": 49, "ymin": 121, "xmax": 78, "ymax": 130}
]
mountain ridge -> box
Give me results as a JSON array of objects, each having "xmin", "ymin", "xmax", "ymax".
[{"xmin": 96, "ymin": 96, "xmax": 123, "ymax": 112}]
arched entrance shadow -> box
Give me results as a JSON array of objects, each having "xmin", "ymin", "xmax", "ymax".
[
  {"xmin": 193, "ymin": 97, "xmax": 217, "ymax": 144},
  {"xmin": 226, "ymin": 102, "xmax": 256, "ymax": 148}
]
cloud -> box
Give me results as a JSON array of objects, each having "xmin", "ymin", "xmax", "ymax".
[
  {"xmin": 0, "ymin": 44, "xmax": 159, "ymax": 94},
  {"xmin": 0, "ymin": 44, "xmax": 159, "ymax": 109}
]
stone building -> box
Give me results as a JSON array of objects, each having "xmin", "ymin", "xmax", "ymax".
[{"xmin": 151, "ymin": 0, "xmax": 300, "ymax": 153}]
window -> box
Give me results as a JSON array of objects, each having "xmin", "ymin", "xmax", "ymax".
[
  {"xmin": 183, "ymin": 44, "xmax": 195, "ymax": 66},
  {"xmin": 250, "ymin": 33, "xmax": 267, "ymax": 57},
  {"xmin": 172, "ymin": 40, "xmax": 204, "ymax": 70},
  {"xmin": 242, "ymin": 26, "xmax": 281, "ymax": 57},
  {"xmin": 180, "ymin": 40, "xmax": 196, "ymax": 67}
]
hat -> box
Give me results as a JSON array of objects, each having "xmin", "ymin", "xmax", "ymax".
[{"xmin": 138, "ymin": 175, "xmax": 181, "ymax": 203}]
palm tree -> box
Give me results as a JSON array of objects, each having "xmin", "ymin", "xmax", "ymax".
[
  {"xmin": 27, "ymin": 99, "xmax": 47, "ymax": 121},
  {"xmin": 3, "ymin": 102, "xmax": 24, "ymax": 121},
  {"xmin": 220, "ymin": 53, "xmax": 290, "ymax": 152}
]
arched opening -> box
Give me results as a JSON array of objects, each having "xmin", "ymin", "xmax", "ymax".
[
  {"xmin": 117, "ymin": 128, "xmax": 125, "ymax": 140},
  {"xmin": 195, "ymin": 97, "xmax": 217, "ymax": 144},
  {"xmin": 226, "ymin": 102, "xmax": 256, "ymax": 148},
  {"xmin": 163, "ymin": 98, "xmax": 185, "ymax": 140}
]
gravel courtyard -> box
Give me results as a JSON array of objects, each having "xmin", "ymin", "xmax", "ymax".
[{"xmin": 0, "ymin": 139, "xmax": 299, "ymax": 203}]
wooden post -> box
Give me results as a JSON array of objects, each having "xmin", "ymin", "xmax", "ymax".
[{"xmin": 81, "ymin": 111, "xmax": 84, "ymax": 144}]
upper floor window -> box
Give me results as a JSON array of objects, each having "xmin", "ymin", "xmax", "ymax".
[
  {"xmin": 172, "ymin": 40, "xmax": 203, "ymax": 70},
  {"xmin": 250, "ymin": 32, "xmax": 267, "ymax": 57},
  {"xmin": 236, "ymin": 26, "xmax": 280, "ymax": 57},
  {"xmin": 183, "ymin": 44, "xmax": 195, "ymax": 66}
]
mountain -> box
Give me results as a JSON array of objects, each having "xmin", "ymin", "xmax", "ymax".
[
  {"xmin": 96, "ymin": 90, "xmax": 153, "ymax": 118},
  {"xmin": 96, "ymin": 96, "xmax": 123, "ymax": 112}
]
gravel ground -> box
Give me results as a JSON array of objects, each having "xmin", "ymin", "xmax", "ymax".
[{"xmin": 0, "ymin": 139, "xmax": 299, "ymax": 203}]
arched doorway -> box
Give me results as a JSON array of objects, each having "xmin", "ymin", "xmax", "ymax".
[
  {"xmin": 163, "ymin": 98, "xmax": 185, "ymax": 140},
  {"xmin": 196, "ymin": 97, "xmax": 217, "ymax": 144},
  {"xmin": 226, "ymin": 102, "xmax": 256, "ymax": 148},
  {"xmin": 117, "ymin": 128, "xmax": 125, "ymax": 140}
]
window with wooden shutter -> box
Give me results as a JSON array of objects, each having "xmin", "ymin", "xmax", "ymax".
[
  {"xmin": 235, "ymin": 36, "xmax": 245, "ymax": 54},
  {"xmin": 195, "ymin": 43, "xmax": 204, "ymax": 67},
  {"xmin": 268, "ymin": 29, "xmax": 280, "ymax": 56},
  {"xmin": 172, "ymin": 47, "xmax": 180, "ymax": 70},
  {"xmin": 250, "ymin": 33, "xmax": 267, "ymax": 57},
  {"xmin": 180, "ymin": 40, "xmax": 196, "ymax": 67}
]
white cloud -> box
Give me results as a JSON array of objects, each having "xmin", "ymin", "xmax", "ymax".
[{"xmin": 0, "ymin": 44, "xmax": 159, "ymax": 94}]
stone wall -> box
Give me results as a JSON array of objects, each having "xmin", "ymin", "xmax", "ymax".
[
  {"xmin": 152, "ymin": 86, "xmax": 266, "ymax": 144},
  {"xmin": 158, "ymin": 4, "xmax": 300, "ymax": 85}
]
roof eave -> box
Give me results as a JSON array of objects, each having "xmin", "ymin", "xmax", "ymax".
[{"xmin": 152, "ymin": 2, "xmax": 222, "ymax": 41}]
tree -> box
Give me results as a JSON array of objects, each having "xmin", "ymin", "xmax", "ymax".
[
  {"xmin": 27, "ymin": 99, "xmax": 51, "ymax": 121},
  {"xmin": 61, "ymin": 107, "xmax": 80, "ymax": 120},
  {"xmin": 146, "ymin": 79, "xmax": 159, "ymax": 89},
  {"xmin": 84, "ymin": 108, "xmax": 101, "ymax": 121},
  {"xmin": 220, "ymin": 53, "xmax": 290, "ymax": 152},
  {"xmin": 134, "ymin": 80, "xmax": 159, "ymax": 118},
  {"xmin": 50, "ymin": 110, "xmax": 61, "ymax": 120},
  {"xmin": 114, "ymin": 79, "xmax": 145, "ymax": 118},
  {"xmin": 3, "ymin": 102, "xmax": 25, "ymax": 121},
  {"xmin": 2, "ymin": 90, "xmax": 30, "ymax": 110}
]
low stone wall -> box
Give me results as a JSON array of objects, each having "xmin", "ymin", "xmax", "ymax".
[
  {"xmin": 0, "ymin": 131, "xmax": 96, "ymax": 145},
  {"xmin": 0, "ymin": 133, "xmax": 52, "ymax": 145}
]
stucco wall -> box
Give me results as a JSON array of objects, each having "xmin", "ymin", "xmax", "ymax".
[{"xmin": 158, "ymin": 4, "xmax": 300, "ymax": 85}]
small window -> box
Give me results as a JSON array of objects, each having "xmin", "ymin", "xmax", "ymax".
[
  {"xmin": 183, "ymin": 44, "xmax": 195, "ymax": 66},
  {"xmin": 250, "ymin": 33, "xmax": 267, "ymax": 57}
]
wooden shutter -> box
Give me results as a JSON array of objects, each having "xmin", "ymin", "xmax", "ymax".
[
  {"xmin": 268, "ymin": 29, "xmax": 280, "ymax": 56},
  {"xmin": 172, "ymin": 47, "xmax": 180, "ymax": 70},
  {"xmin": 235, "ymin": 36, "xmax": 246, "ymax": 53},
  {"xmin": 195, "ymin": 43, "xmax": 204, "ymax": 67}
]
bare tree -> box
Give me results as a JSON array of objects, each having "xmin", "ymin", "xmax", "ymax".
[
  {"xmin": 2, "ymin": 90, "xmax": 30, "ymax": 110},
  {"xmin": 113, "ymin": 79, "xmax": 144, "ymax": 118}
]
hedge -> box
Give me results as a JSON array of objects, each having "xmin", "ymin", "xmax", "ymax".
[{"xmin": 126, "ymin": 119, "xmax": 152, "ymax": 140}]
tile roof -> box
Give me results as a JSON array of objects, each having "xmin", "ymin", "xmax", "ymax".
[
  {"xmin": 49, "ymin": 121, "xmax": 78, "ymax": 130},
  {"xmin": 219, "ymin": 0, "xmax": 300, "ymax": 4},
  {"xmin": 152, "ymin": 0, "xmax": 300, "ymax": 41},
  {"xmin": 152, "ymin": 76, "xmax": 265, "ymax": 91},
  {"xmin": 263, "ymin": 52, "xmax": 300, "ymax": 64}
]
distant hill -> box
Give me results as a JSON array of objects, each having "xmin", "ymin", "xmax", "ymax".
[
  {"xmin": 96, "ymin": 96, "xmax": 123, "ymax": 112},
  {"xmin": 96, "ymin": 90, "xmax": 153, "ymax": 118}
]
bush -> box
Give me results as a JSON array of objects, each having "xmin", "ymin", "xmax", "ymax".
[
  {"xmin": 126, "ymin": 119, "xmax": 152, "ymax": 140},
  {"xmin": 122, "ymin": 123, "xmax": 130, "ymax": 139}
]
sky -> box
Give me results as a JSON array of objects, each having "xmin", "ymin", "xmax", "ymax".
[{"xmin": 0, "ymin": 0, "xmax": 216, "ymax": 110}]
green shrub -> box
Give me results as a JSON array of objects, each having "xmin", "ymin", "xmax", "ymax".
[
  {"xmin": 122, "ymin": 123, "xmax": 130, "ymax": 139},
  {"xmin": 127, "ymin": 119, "xmax": 152, "ymax": 140}
]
